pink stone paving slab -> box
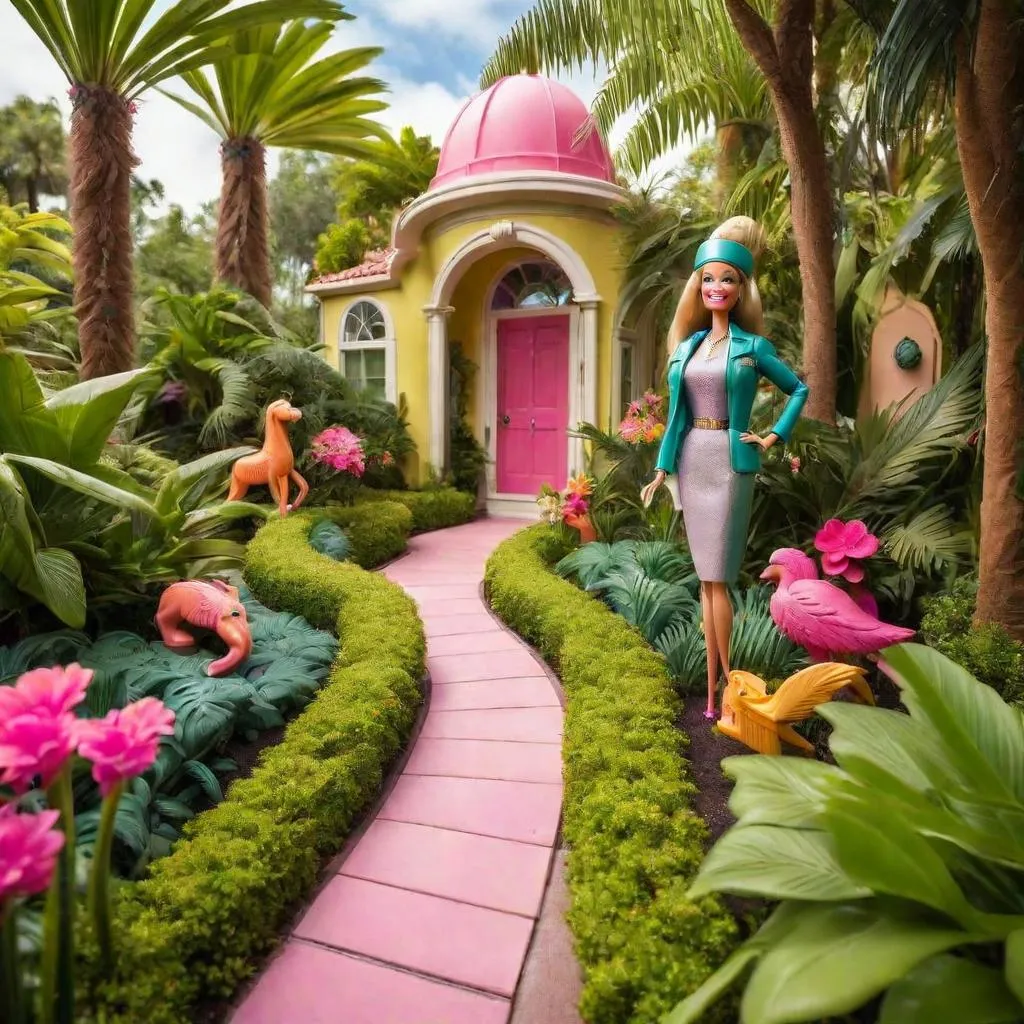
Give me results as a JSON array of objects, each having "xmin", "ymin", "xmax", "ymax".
[
  {"xmin": 421, "ymin": 707, "xmax": 564, "ymax": 743},
  {"xmin": 417, "ymin": 597, "xmax": 489, "ymax": 616},
  {"xmin": 430, "ymin": 679, "xmax": 560, "ymax": 711},
  {"xmin": 428, "ymin": 650, "xmax": 546, "ymax": 683},
  {"xmin": 404, "ymin": 583, "xmax": 484, "ymax": 601},
  {"xmin": 232, "ymin": 519, "xmax": 573, "ymax": 1023},
  {"xmin": 404, "ymin": 737, "xmax": 563, "ymax": 784},
  {"xmin": 231, "ymin": 941, "xmax": 510, "ymax": 1024},
  {"xmin": 339, "ymin": 819, "xmax": 552, "ymax": 916},
  {"xmin": 421, "ymin": 613, "xmax": 502, "ymax": 637},
  {"xmin": 427, "ymin": 630, "xmax": 524, "ymax": 656},
  {"xmin": 379, "ymin": 775, "xmax": 562, "ymax": 845},
  {"xmin": 294, "ymin": 876, "xmax": 533, "ymax": 997}
]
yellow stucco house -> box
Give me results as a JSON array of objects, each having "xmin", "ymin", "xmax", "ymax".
[{"xmin": 307, "ymin": 74, "xmax": 659, "ymax": 517}]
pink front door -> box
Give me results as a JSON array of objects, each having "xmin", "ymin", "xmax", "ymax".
[{"xmin": 496, "ymin": 315, "xmax": 570, "ymax": 494}]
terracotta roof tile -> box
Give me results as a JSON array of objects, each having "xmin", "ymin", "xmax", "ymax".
[{"xmin": 311, "ymin": 248, "xmax": 396, "ymax": 285}]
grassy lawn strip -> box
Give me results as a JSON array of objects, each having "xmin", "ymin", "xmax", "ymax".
[
  {"xmin": 484, "ymin": 525, "xmax": 739, "ymax": 1024},
  {"xmin": 82, "ymin": 512, "xmax": 425, "ymax": 1023}
]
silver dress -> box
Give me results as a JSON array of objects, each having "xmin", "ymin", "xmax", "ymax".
[{"xmin": 678, "ymin": 344, "xmax": 754, "ymax": 583}]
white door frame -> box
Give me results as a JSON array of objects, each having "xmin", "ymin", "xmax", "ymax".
[{"xmin": 484, "ymin": 305, "xmax": 579, "ymax": 506}]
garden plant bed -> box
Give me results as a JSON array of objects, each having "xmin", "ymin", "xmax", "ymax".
[{"xmin": 74, "ymin": 511, "xmax": 425, "ymax": 1024}]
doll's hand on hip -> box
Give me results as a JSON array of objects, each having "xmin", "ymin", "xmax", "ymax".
[
  {"xmin": 740, "ymin": 432, "xmax": 769, "ymax": 450},
  {"xmin": 640, "ymin": 471, "xmax": 666, "ymax": 508}
]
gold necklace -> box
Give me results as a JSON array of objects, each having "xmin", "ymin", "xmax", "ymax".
[{"xmin": 703, "ymin": 331, "xmax": 729, "ymax": 360}]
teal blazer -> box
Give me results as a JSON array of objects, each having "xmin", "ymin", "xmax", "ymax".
[{"xmin": 654, "ymin": 325, "xmax": 809, "ymax": 475}]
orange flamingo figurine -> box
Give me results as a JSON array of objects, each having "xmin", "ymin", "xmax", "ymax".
[{"xmin": 228, "ymin": 398, "xmax": 309, "ymax": 516}]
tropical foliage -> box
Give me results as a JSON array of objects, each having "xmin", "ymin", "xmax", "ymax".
[
  {"xmin": 556, "ymin": 540, "xmax": 806, "ymax": 692},
  {"xmin": 315, "ymin": 125, "xmax": 440, "ymax": 274},
  {"xmin": 0, "ymin": 95, "xmax": 67, "ymax": 212},
  {"xmin": 0, "ymin": 347, "xmax": 266, "ymax": 633},
  {"xmin": 667, "ymin": 643, "xmax": 1024, "ymax": 1024},
  {"xmin": 1, "ymin": 586, "xmax": 336, "ymax": 880},
  {"xmin": 10, "ymin": 0, "xmax": 347, "ymax": 378},
  {"xmin": 162, "ymin": 18, "xmax": 389, "ymax": 304}
]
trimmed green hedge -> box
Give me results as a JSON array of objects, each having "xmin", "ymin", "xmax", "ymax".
[
  {"xmin": 484, "ymin": 526, "xmax": 738, "ymax": 1024},
  {"xmin": 320, "ymin": 498, "xmax": 413, "ymax": 567},
  {"xmin": 82, "ymin": 513, "xmax": 424, "ymax": 1023},
  {"xmin": 359, "ymin": 486, "xmax": 476, "ymax": 533}
]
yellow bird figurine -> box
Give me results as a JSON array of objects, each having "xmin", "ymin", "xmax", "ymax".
[{"xmin": 718, "ymin": 662, "xmax": 873, "ymax": 756}]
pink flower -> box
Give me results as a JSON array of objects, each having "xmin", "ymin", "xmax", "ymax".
[
  {"xmin": 790, "ymin": 456, "xmax": 801, "ymax": 474},
  {"xmin": 0, "ymin": 712, "xmax": 79, "ymax": 793},
  {"xmin": 310, "ymin": 426, "xmax": 366, "ymax": 477},
  {"xmin": 0, "ymin": 664, "xmax": 91, "ymax": 719},
  {"xmin": 642, "ymin": 390, "xmax": 664, "ymax": 410},
  {"xmin": 814, "ymin": 518, "xmax": 880, "ymax": 581},
  {"xmin": 76, "ymin": 698, "xmax": 175, "ymax": 796},
  {"xmin": 0, "ymin": 804, "xmax": 64, "ymax": 902},
  {"xmin": 562, "ymin": 493, "xmax": 589, "ymax": 518},
  {"xmin": 381, "ymin": 451, "xmax": 394, "ymax": 467}
]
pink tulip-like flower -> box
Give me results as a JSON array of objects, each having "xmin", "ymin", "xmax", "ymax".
[
  {"xmin": 814, "ymin": 518, "xmax": 880, "ymax": 581},
  {"xmin": 0, "ymin": 804, "xmax": 64, "ymax": 902},
  {"xmin": 562, "ymin": 493, "xmax": 589, "ymax": 519},
  {"xmin": 790, "ymin": 456, "xmax": 801, "ymax": 474},
  {"xmin": 0, "ymin": 663, "xmax": 91, "ymax": 719},
  {"xmin": 310, "ymin": 426, "xmax": 366, "ymax": 477},
  {"xmin": 76, "ymin": 698, "xmax": 176, "ymax": 796},
  {"xmin": 0, "ymin": 714, "xmax": 79, "ymax": 794}
]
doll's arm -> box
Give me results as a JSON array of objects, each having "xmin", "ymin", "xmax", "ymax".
[{"xmin": 755, "ymin": 338, "xmax": 809, "ymax": 443}]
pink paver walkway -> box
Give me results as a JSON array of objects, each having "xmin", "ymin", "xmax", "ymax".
[{"xmin": 232, "ymin": 518, "xmax": 564, "ymax": 1024}]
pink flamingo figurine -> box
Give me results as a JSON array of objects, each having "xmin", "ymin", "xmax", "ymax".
[{"xmin": 759, "ymin": 548, "xmax": 915, "ymax": 661}]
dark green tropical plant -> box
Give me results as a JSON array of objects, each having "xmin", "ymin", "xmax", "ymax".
[{"xmin": 667, "ymin": 642, "xmax": 1024, "ymax": 1024}]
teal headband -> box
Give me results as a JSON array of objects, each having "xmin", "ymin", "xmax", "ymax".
[{"xmin": 694, "ymin": 238, "xmax": 755, "ymax": 278}]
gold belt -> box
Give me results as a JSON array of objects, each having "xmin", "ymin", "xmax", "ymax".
[{"xmin": 692, "ymin": 417, "xmax": 729, "ymax": 430}]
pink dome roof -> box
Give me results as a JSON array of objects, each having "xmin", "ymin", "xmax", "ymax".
[{"xmin": 430, "ymin": 75, "xmax": 615, "ymax": 190}]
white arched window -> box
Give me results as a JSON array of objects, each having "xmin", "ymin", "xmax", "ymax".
[{"xmin": 339, "ymin": 298, "xmax": 396, "ymax": 403}]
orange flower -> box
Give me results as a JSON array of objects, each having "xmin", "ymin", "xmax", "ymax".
[{"xmin": 565, "ymin": 472, "xmax": 593, "ymax": 497}]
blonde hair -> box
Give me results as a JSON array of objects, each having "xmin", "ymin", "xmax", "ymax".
[{"xmin": 667, "ymin": 216, "xmax": 767, "ymax": 351}]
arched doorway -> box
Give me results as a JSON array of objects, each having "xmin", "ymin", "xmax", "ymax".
[{"xmin": 486, "ymin": 260, "xmax": 574, "ymax": 496}]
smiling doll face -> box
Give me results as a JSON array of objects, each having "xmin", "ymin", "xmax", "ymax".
[{"xmin": 700, "ymin": 261, "xmax": 742, "ymax": 314}]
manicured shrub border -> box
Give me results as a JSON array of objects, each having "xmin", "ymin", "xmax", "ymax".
[
  {"xmin": 321, "ymin": 498, "xmax": 414, "ymax": 567},
  {"xmin": 82, "ymin": 512, "xmax": 425, "ymax": 1023},
  {"xmin": 359, "ymin": 486, "xmax": 476, "ymax": 533},
  {"xmin": 484, "ymin": 526, "xmax": 738, "ymax": 1024}
]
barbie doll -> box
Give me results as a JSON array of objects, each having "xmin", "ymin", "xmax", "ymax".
[{"xmin": 640, "ymin": 217, "xmax": 808, "ymax": 719}]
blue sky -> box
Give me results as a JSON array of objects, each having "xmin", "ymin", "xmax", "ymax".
[{"xmin": 0, "ymin": 1, "xmax": 688, "ymax": 213}]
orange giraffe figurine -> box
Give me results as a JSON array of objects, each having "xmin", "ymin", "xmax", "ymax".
[{"xmin": 228, "ymin": 398, "xmax": 309, "ymax": 516}]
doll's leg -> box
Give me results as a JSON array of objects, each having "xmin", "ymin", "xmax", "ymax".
[
  {"xmin": 709, "ymin": 582, "xmax": 734, "ymax": 680},
  {"xmin": 700, "ymin": 582, "xmax": 718, "ymax": 718}
]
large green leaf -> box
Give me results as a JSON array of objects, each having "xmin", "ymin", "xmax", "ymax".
[
  {"xmin": 689, "ymin": 824, "xmax": 870, "ymax": 902},
  {"xmin": 44, "ymin": 368, "xmax": 151, "ymax": 465},
  {"xmin": 0, "ymin": 349, "xmax": 64, "ymax": 458},
  {"xmin": 740, "ymin": 903, "xmax": 978, "ymax": 1024},
  {"xmin": 1006, "ymin": 930, "xmax": 1024, "ymax": 1005},
  {"xmin": 155, "ymin": 446, "xmax": 254, "ymax": 515},
  {"xmin": 33, "ymin": 548, "xmax": 87, "ymax": 629},
  {"xmin": 822, "ymin": 799, "xmax": 978, "ymax": 926},
  {"xmin": 879, "ymin": 955, "xmax": 1023, "ymax": 1024},
  {"xmin": 5, "ymin": 454, "xmax": 158, "ymax": 516},
  {"xmin": 885, "ymin": 643, "xmax": 1024, "ymax": 804},
  {"xmin": 723, "ymin": 756, "xmax": 845, "ymax": 828}
]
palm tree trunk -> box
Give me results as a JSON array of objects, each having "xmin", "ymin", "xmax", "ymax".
[
  {"xmin": 955, "ymin": 1, "xmax": 1024, "ymax": 638},
  {"xmin": 714, "ymin": 122, "xmax": 744, "ymax": 207},
  {"xmin": 69, "ymin": 86, "xmax": 138, "ymax": 379},
  {"xmin": 216, "ymin": 138, "xmax": 272, "ymax": 307},
  {"xmin": 25, "ymin": 176, "xmax": 39, "ymax": 213},
  {"xmin": 725, "ymin": 0, "xmax": 837, "ymax": 425}
]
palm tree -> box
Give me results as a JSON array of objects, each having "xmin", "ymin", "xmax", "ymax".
[
  {"xmin": 162, "ymin": 20, "xmax": 389, "ymax": 306},
  {"xmin": 9, "ymin": 0, "xmax": 345, "ymax": 380},
  {"xmin": 868, "ymin": 0, "xmax": 1024, "ymax": 638},
  {"xmin": 484, "ymin": 0, "xmax": 839, "ymax": 424},
  {"xmin": 0, "ymin": 95, "xmax": 67, "ymax": 212}
]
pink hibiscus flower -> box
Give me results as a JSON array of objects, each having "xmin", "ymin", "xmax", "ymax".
[
  {"xmin": 0, "ymin": 804, "xmax": 64, "ymax": 902},
  {"xmin": 76, "ymin": 698, "xmax": 176, "ymax": 796},
  {"xmin": 814, "ymin": 518, "xmax": 880, "ymax": 582},
  {"xmin": 0, "ymin": 663, "xmax": 91, "ymax": 719}
]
